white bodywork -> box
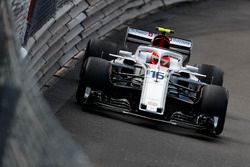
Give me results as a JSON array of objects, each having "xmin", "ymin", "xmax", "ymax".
[
  {"xmin": 139, "ymin": 64, "xmax": 170, "ymax": 115},
  {"xmin": 136, "ymin": 46, "xmax": 183, "ymax": 115},
  {"xmin": 110, "ymin": 28, "xmax": 205, "ymax": 116},
  {"xmin": 110, "ymin": 45, "xmax": 205, "ymax": 115}
]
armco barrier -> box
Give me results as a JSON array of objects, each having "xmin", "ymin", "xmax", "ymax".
[
  {"xmin": 22, "ymin": 0, "xmax": 197, "ymax": 90},
  {"xmin": 1, "ymin": 1, "xmax": 90, "ymax": 166}
]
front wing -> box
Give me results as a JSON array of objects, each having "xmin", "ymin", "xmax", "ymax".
[{"xmin": 84, "ymin": 94, "xmax": 212, "ymax": 132}]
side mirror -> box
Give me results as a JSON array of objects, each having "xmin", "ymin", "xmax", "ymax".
[
  {"xmin": 185, "ymin": 65, "xmax": 198, "ymax": 73},
  {"xmin": 119, "ymin": 50, "xmax": 133, "ymax": 57}
]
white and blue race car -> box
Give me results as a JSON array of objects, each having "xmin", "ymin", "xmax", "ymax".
[{"xmin": 76, "ymin": 27, "xmax": 229, "ymax": 135}]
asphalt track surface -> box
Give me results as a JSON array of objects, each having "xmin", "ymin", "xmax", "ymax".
[{"xmin": 44, "ymin": 0, "xmax": 250, "ymax": 166}]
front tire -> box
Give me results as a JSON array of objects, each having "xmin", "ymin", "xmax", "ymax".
[
  {"xmin": 76, "ymin": 57, "xmax": 111, "ymax": 104},
  {"xmin": 199, "ymin": 85, "xmax": 228, "ymax": 135}
]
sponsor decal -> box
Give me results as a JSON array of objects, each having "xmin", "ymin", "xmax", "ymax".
[
  {"xmin": 148, "ymin": 101, "xmax": 158, "ymax": 106},
  {"xmin": 171, "ymin": 37, "xmax": 192, "ymax": 47},
  {"xmin": 148, "ymin": 32, "xmax": 153, "ymax": 37}
]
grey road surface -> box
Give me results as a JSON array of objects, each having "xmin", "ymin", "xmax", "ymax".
[{"xmin": 45, "ymin": 0, "xmax": 250, "ymax": 166}]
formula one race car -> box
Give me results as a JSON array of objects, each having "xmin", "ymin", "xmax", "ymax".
[{"xmin": 76, "ymin": 27, "xmax": 229, "ymax": 135}]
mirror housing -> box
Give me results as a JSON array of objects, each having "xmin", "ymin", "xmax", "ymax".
[
  {"xmin": 185, "ymin": 65, "xmax": 198, "ymax": 73},
  {"xmin": 119, "ymin": 50, "xmax": 133, "ymax": 57}
]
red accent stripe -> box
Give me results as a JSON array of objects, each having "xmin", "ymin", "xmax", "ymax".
[
  {"xmin": 159, "ymin": 35, "xmax": 165, "ymax": 48},
  {"xmin": 27, "ymin": 0, "xmax": 36, "ymax": 22}
]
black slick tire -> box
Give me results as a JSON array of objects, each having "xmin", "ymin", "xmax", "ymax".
[
  {"xmin": 76, "ymin": 57, "xmax": 110, "ymax": 104},
  {"xmin": 197, "ymin": 64, "xmax": 224, "ymax": 86},
  {"xmin": 199, "ymin": 85, "xmax": 228, "ymax": 135}
]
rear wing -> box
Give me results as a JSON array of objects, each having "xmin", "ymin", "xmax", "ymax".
[{"xmin": 125, "ymin": 27, "xmax": 193, "ymax": 58}]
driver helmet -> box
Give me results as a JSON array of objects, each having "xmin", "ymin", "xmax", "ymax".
[{"xmin": 150, "ymin": 52, "xmax": 170, "ymax": 67}]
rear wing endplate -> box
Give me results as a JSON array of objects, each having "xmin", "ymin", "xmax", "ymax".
[{"xmin": 125, "ymin": 27, "xmax": 155, "ymax": 45}]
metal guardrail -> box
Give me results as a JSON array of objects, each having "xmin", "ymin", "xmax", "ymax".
[{"xmin": 0, "ymin": 1, "xmax": 90, "ymax": 166}]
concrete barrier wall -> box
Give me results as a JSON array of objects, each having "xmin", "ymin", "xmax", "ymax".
[
  {"xmin": 9, "ymin": 0, "xmax": 29, "ymax": 43},
  {"xmin": 23, "ymin": 0, "xmax": 196, "ymax": 90}
]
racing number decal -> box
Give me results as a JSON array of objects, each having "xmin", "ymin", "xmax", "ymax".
[{"xmin": 147, "ymin": 70, "xmax": 165, "ymax": 80}]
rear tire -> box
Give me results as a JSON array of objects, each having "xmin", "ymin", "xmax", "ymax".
[
  {"xmin": 85, "ymin": 39, "xmax": 118, "ymax": 61},
  {"xmin": 79, "ymin": 39, "xmax": 118, "ymax": 78},
  {"xmin": 197, "ymin": 64, "xmax": 224, "ymax": 86},
  {"xmin": 76, "ymin": 57, "xmax": 111, "ymax": 104},
  {"xmin": 199, "ymin": 85, "xmax": 228, "ymax": 135}
]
